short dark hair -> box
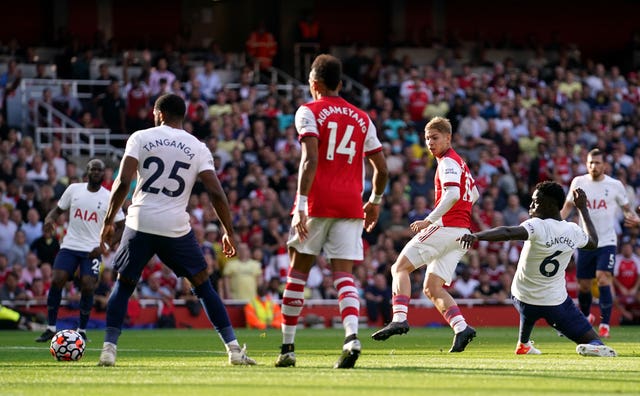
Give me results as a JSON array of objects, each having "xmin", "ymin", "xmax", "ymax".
[
  {"xmin": 588, "ymin": 148, "xmax": 604, "ymax": 158},
  {"xmin": 86, "ymin": 158, "xmax": 105, "ymax": 171},
  {"xmin": 310, "ymin": 54, "xmax": 342, "ymax": 91},
  {"xmin": 154, "ymin": 93, "xmax": 186, "ymax": 122},
  {"xmin": 536, "ymin": 181, "xmax": 565, "ymax": 210}
]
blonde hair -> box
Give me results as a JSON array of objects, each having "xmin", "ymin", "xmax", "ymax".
[{"xmin": 425, "ymin": 116, "xmax": 452, "ymax": 135}]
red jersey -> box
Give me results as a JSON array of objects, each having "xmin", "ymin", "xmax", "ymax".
[
  {"xmin": 434, "ymin": 148, "xmax": 475, "ymax": 228},
  {"xmin": 294, "ymin": 96, "xmax": 382, "ymax": 219},
  {"xmin": 614, "ymin": 254, "xmax": 640, "ymax": 289}
]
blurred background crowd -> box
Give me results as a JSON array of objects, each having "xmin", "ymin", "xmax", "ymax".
[{"xmin": 1, "ymin": 0, "xmax": 640, "ymax": 328}]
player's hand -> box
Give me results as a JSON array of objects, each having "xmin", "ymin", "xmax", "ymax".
[
  {"xmin": 88, "ymin": 247, "xmax": 102, "ymax": 259},
  {"xmin": 221, "ymin": 233, "xmax": 237, "ymax": 257},
  {"xmin": 624, "ymin": 214, "xmax": 640, "ymax": 227},
  {"xmin": 292, "ymin": 210, "xmax": 309, "ymax": 241},
  {"xmin": 363, "ymin": 201, "xmax": 380, "ymax": 232},
  {"xmin": 456, "ymin": 234, "xmax": 477, "ymax": 249},
  {"xmin": 43, "ymin": 221, "xmax": 55, "ymax": 235},
  {"xmin": 410, "ymin": 219, "xmax": 431, "ymax": 233},
  {"xmin": 572, "ymin": 188, "xmax": 587, "ymax": 210},
  {"xmin": 100, "ymin": 223, "xmax": 114, "ymax": 253}
]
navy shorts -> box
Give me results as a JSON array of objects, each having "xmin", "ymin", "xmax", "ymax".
[
  {"xmin": 512, "ymin": 295, "xmax": 593, "ymax": 342},
  {"xmin": 53, "ymin": 248, "xmax": 101, "ymax": 278},
  {"xmin": 113, "ymin": 226, "xmax": 207, "ymax": 281},
  {"xmin": 576, "ymin": 245, "xmax": 616, "ymax": 279}
]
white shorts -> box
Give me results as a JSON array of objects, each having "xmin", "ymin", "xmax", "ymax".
[
  {"xmin": 287, "ymin": 217, "xmax": 364, "ymax": 261},
  {"xmin": 399, "ymin": 225, "xmax": 469, "ymax": 286}
]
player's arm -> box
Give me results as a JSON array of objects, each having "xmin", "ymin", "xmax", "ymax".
[
  {"xmin": 363, "ymin": 150, "xmax": 388, "ymax": 232},
  {"xmin": 621, "ymin": 203, "xmax": 640, "ymax": 227},
  {"xmin": 457, "ymin": 225, "xmax": 528, "ymax": 249},
  {"xmin": 560, "ymin": 182, "xmax": 576, "ymax": 220},
  {"xmin": 101, "ymin": 155, "xmax": 137, "ymax": 252},
  {"xmin": 200, "ymin": 169, "xmax": 237, "ymax": 258},
  {"xmin": 43, "ymin": 206, "xmax": 65, "ymax": 234},
  {"xmin": 110, "ymin": 219, "xmax": 126, "ymax": 247},
  {"xmin": 410, "ymin": 185, "xmax": 460, "ymax": 233},
  {"xmin": 293, "ymin": 136, "xmax": 318, "ymax": 241},
  {"xmin": 573, "ymin": 187, "xmax": 598, "ymax": 249}
]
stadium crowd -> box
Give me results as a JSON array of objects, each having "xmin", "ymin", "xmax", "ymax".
[{"xmin": 1, "ymin": 33, "xmax": 640, "ymax": 328}]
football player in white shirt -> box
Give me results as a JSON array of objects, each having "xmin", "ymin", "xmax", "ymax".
[
  {"xmin": 560, "ymin": 148, "xmax": 640, "ymax": 338},
  {"xmin": 458, "ymin": 181, "xmax": 616, "ymax": 357},
  {"xmin": 97, "ymin": 93, "xmax": 255, "ymax": 367},
  {"xmin": 35, "ymin": 159, "xmax": 125, "ymax": 343}
]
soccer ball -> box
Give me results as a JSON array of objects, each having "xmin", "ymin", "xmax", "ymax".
[{"xmin": 49, "ymin": 329, "xmax": 85, "ymax": 361}]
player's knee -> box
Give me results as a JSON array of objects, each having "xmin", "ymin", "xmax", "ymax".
[
  {"xmin": 188, "ymin": 270, "xmax": 209, "ymax": 287},
  {"xmin": 80, "ymin": 281, "xmax": 96, "ymax": 294},
  {"xmin": 51, "ymin": 274, "xmax": 68, "ymax": 289},
  {"xmin": 595, "ymin": 273, "xmax": 611, "ymax": 286},
  {"xmin": 391, "ymin": 259, "xmax": 411, "ymax": 276},
  {"xmin": 423, "ymin": 284, "xmax": 440, "ymax": 300}
]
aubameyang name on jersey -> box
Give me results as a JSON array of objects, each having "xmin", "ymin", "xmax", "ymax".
[
  {"xmin": 545, "ymin": 236, "xmax": 575, "ymax": 249},
  {"xmin": 143, "ymin": 139, "xmax": 195, "ymax": 159},
  {"xmin": 316, "ymin": 106, "xmax": 367, "ymax": 132}
]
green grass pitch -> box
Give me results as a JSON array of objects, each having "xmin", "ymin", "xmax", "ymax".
[{"xmin": 1, "ymin": 326, "xmax": 639, "ymax": 396}]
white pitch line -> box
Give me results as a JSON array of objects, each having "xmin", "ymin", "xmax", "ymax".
[{"xmin": 0, "ymin": 345, "xmax": 226, "ymax": 355}]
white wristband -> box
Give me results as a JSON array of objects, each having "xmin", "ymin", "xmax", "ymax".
[
  {"xmin": 369, "ymin": 194, "xmax": 383, "ymax": 205},
  {"xmin": 296, "ymin": 194, "xmax": 308, "ymax": 212}
]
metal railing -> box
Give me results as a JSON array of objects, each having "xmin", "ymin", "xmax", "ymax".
[
  {"xmin": 19, "ymin": 77, "xmax": 111, "ymax": 133},
  {"xmin": 35, "ymin": 127, "xmax": 125, "ymax": 161}
]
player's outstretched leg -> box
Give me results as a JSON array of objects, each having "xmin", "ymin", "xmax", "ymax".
[
  {"xmin": 576, "ymin": 343, "xmax": 617, "ymax": 357},
  {"xmin": 449, "ymin": 325, "xmax": 476, "ymax": 352},
  {"xmin": 515, "ymin": 340, "xmax": 542, "ymax": 355},
  {"xmin": 371, "ymin": 320, "xmax": 410, "ymax": 341}
]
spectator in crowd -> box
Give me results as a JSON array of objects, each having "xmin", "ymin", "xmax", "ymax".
[
  {"xmin": 222, "ymin": 242, "xmax": 262, "ymax": 301},
  {"xmin": 21, "ymin": 208, "xmax": 43, "ymax": 246},
  {"xmin": 613, "ymin": 241, "xmax": 640, "ymax": 325},
  {"xmin": 245, "ymin": 22, "xmax": 278, "ymax": 71},
  {"xmin": 30, "ymin": 225, "xmax": 59, "ymax": 265},
  {"xmin": 148, "ymin": 57, "xmax": 176, "ymax": 96},
  {"xmin": 364, "ymin": 273, "xmax": 392, "ymax": 325},
  {"xmin": 197, "ymin": 59, "xmax": 222, "ymax": 102},
  {"xmin": 6, "ymin": 229, "xmax": 29, "ymax": 267},
  {"xmin": 0, "ymin": 272, "xmax": 27, "ymax": 301},
  {"xmin": 473, "ymin": 270, "xmax": 508, "ymax": 304},
  {"xmin": 451, "ymin": 266, "xmax": 480, "ymax": 299},
  {"xmin": 139, "ymin": 271, "xmax": 176, "ymax": 328},
  {"xmin": 96, "ymin": 80, "xmax": 126, "ymax": 134},
  {"xmin": 18, "ymin": 252, "xmax": 42, "ymax": 287},
  {"xmin": 15, "ymin": 184, "xmax": 43, "ymax": 223},
  {"xmin": 243, "ymin": 283, "xmax": 282, "ymax": 330},
  {"xmin": 53, "ymin": 83, "xmax": 83, "ymax": 120}
]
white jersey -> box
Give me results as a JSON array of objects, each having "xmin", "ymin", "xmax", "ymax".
[
  {"xmin": 124, "ymin": 125, "xmax": 215, "ymax": 237},
  {"xmin": 566, "ymin": 174, "xmax": 628, "ymax": 247},
  {"xmin": 57, "ymin": 183, "xmax": 125, "ymax": 251},
  {"xmin": 512, "ymin": 217, "xmax": 589, "ymax": 305}
]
